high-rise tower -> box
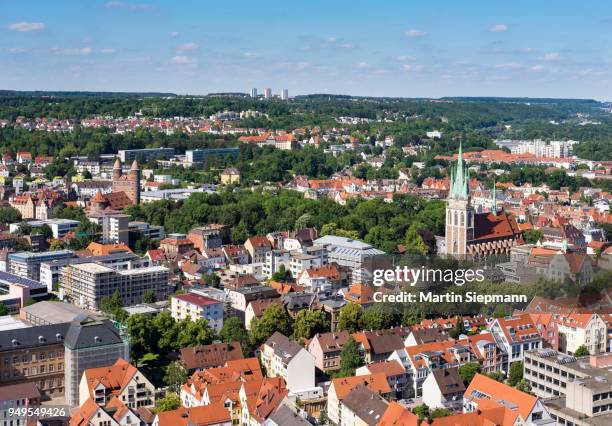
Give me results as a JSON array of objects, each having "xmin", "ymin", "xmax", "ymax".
[{"xmin": 445, "ymin": 143, "xmax": 474, "ymax": 257}]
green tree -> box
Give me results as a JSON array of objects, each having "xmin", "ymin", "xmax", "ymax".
[
  {"xmin": 449, "ymin": 317, "xmax": 466, "ymax": 339},
  {"xmin": 0, "ymin": 303, "xmax": 8, "ymax": 316},
  {"xmin": 0, "ymin": 206, "xmax": 21, "ymax": 224},
  {"xmin": 142, "ymin": 289, "xmax": 157, "ymax": 304},
  {"xmin": 360, "ymin": 304, "xmax": 396, "ymax": 331},
  {"xmin": 459, "ymin": 362, "xmax": 481, "ymax": 386},
  {"xmin": 164, "ymin": 361, "xmax": 188, "ymax": 393},
  {"xmin": 177, "ymin": 318, "xmax": 216, "ymax": 348},
  {"xmin": 483, "ymin": 371, "xmax": 506, "ymax": 383},
  {"xmin": 508, "ymin": 361, "xmax": 524, "ymax": 387},
  {"xmin": 337, "ymin": 336, "xmax": 363, "ymax": 377},
  {"xmin": 153, "ymin": 311, "xmax": 181, "ymax": 353},
  {"xmin": 412, "ymin": 403, "xmax": 430, "ymax": 420},
  {"xmin": 516, "ymin": 379, "xmax": 532, "ymax": 394},
  {"xmin": 100, "ymin": 291, "xmax": 128, "ymax": 323},
  {"xmin": 155, "ymin": 392, "xmax": 180, "ymax": 413},
  {"xmin": 431, "ymin": 408, "xmax": 452, "ymax": 419},
  {"xmin": 405, "ymin": 224, "xmax": 429, "ymax": 255},
  {"xmin": 573, "ymin": 345, "xmax": 589, "ymax": 357},
  {"xmin": 292, "ymin": 310, "xmax": 329, "ymax": 340},
  {"xmin": 204, "ymin": 273, "xmax": 221, "ymax": 288},
  {"xmin": 523, "ymin": 229, "xmax": 543, "ymax": 244},
  {"xmin": 249, "ymin": 304, "xmax": 292, "ymax": 346},
  {"xmin": 271, "ymin": 264, "xmax": 292, "ymax": 282},
  {"xmin": 127, "ymin": 314, "xmax": 158, "ymax": 361},
  {"xmin": 219, "ymin": 317, "xmax": 250, "ymax": 353},
  {"xmin": 337, "ymin": 303, "xmax": 362, "ymax": 333}
]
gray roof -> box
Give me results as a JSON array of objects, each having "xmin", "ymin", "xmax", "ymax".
[
  {"xmin": 0, "ymin": 316, "xmax": 123, "ymax": 352},
  {"xmin": 268, "ymin": 404, "xmax": 312, "ymax": 426},
  {"xmin": 20, "ymin": 301, "xmax": 101, "ymax": 324},
  {"xmin": 341, "ymin": 385, "xmax": 388, "ymax": 426},
  {"xmin": 0, "ymin": 271, "xmax": 46, "ymax": 289},
  {"xmin": 64, "ymin": 317, "xmax": 124, "ymax": 350},
  {"xmin": 265, "ymin": 332, "xmax": 302, "ymax": 362}
]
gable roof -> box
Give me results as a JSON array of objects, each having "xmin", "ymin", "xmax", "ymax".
[
  {"xmin": 430, "ymin": 367, "xmax": 466, "ymax": 396},
  {"xmin": 179, "ymin": 342, "xmax": 244, "ymax": 371},
  {"xmin": 465, "ymin": 373, "xmax": 538, "ymax": 421},
  {"xmin": 330, "ymin": 373, "xmax": 391, "ymax": 400},
  {"xmin": 82, "ymin": 358, "xmax": 138, "ymax": 399}
]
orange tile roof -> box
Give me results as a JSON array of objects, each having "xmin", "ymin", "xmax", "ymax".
[
  {"xmin": 465, "ymin": 373, "xmax": 537, "ymax": 421},
  {"xmin": 86, "ymin": 242, "xmax": 133, "ymax": 256},
  {"xmin": 82, "ymin": 358, "xmax": 137, "ymax": 401},
  {"xmin": 378, "ymin": 401, "xmax": 419, "ymax": 426},
  {"xmin": 155, "ymin": 402, "xmax": 231, "ymax": 426},
  {"xmin": 331, "ymin": 373, "xmax": 391, "ymax": 400}
]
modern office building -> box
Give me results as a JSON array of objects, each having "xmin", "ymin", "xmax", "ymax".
[
  {"xmin": 525, "ymin": 350, "xmax": 612, "ymax": 425},
  {"xmin": 312, "ymin": 235, "xmax": 384, "ymax": 270},
  {"xmin": 9, "ymin": 218, "xmax": 80, "ymax": 239},
  {"xmin": 264, "ymin": 88, "xmax": 272, "ymax": 99},
  {"xmin": 250, "ymin": 88, "xmax": 258, "ymax": 98},
  {"xmin": 118, "ymin": 148, "xmax": 175, "ymax": 163},
  {"xmin": 129, "ymin": 221, "xmax": 165, "ymax": 240},
  {"xmin": 281, "ymin": 89, "xmax": 289, "ymax": 101},
  {"xmin": 61, "ymin": 262, "xmax": 171, "ymax": 310},
  {"xmin": 101, "ymin": 213, "xmax": 130, "ymax": 245},
  {"xmin": 0, "ymin": 316, "xmax": 128, "ymax": 407},
  {"xmin": 8, "ymin": 250, "xmax": 75, "ymax": 281},
  {"xmin": 185, "ymin": 147, "xmax": 240, "ymax": 164}
]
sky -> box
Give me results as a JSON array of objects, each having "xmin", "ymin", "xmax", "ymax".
[{"xmin": 1, "ymin": 0, "xmax": 612, "ymax": 99}]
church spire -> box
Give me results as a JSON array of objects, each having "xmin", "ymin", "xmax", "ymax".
[
  {"xmin": 491, "ymin": 177, "xmax": 497, "ymax": 215},
  {"xmin": 449, "ymin": 141, "xmax": 469, "ymax": 200}
]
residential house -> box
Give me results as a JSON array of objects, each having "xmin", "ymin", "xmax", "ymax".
[
  {"xmin": 422, "ymin": 367, "xmax": 465, "ymax": 411},
  {"xmin": 260, "ymin": 332, "xmax": 315, "ymax": 393}
]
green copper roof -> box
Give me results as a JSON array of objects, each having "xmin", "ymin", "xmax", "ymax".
[{"xmin": 449, "ymin": 142, "xmax": 470, "ymax": 200}]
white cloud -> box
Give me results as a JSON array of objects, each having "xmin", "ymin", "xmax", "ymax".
[
  {"xmin": 340, "ymin": 43, "xmax": 355, "ymax": 49},
  {"xmin": 8, "ymin": 48, "xmax": 25, "ymax": 53},
  {"xmin": 101, "ymin": 48, "xmax": 117, "ymax": 54},
  {"xmin": 540, "ymin": 52, "xmax": 561, "ymax": 61},
  {"xmin": 51, "ymin": 47, "xmax": 92, "ymax": 56},
  {"xmin": 403, "ymin": 64, "xmax": 423, "ymax": 72},
  {"xmin": 490, "ymin": 24, "xmax": 508, "ymax": 32},
  {"xmin": 495, "ymin": 62, "xmax": 521, "ymax": 69},
  {"xmin": 8, "ymin": 22, "xmax": 45, "ymax": 32},
  {"xmin": 243, "ymin": 51, "xmax": 260, "ymax": 58},
  {"xmin": 177, "ymin": 42, "xmax": 199, "ymax": 51},
  {"xmin": 405, "ymin": 29, "xmax": 426, "ymax": 38},
  {"xmin": 397, "ymin": 55, "xmax": 416, "ymax": 62},
  {"xmin": 356, "ymin": 62, "xmax": 369, "ymax": 69},
  {"xmin": 170, "ymin": 31, "xmax": 180, "ymax": 38},
  {"xmin": 327, "ymin": 37, "xmax": 337, "ymax": 43},
  {"xmin": 170, "ymin": 55, "xmax": 196, "ymax": 64},
  {"xmin": 103, "ymin": 1, "xmax": 153, "ymax": 11},
  {"xmin": 530, "ymin": 64, "xmax": 544, "ymax": 72}
]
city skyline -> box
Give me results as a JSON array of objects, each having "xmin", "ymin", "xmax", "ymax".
[{"xmin": 2, "ymin": 0, "xmax": 612, "ymax": 99}]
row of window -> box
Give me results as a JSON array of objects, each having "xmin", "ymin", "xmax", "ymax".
[{"xmin": 3, "ymin": 351, "xmax": 62, "ymax": 366}]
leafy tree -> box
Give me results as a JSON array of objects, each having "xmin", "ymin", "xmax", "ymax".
[
  {"xmin": 271, "ymin": 264, "xmax": 292, "ymax": 282},
  {"xmin": 153, "ymin": 311, "xmax": 181, "ymax": 353},
  {"xmin": 449, "ymin": 317, "xmax": 466, "ymax": 339},
  {"xmin": 431, "ymin": 408, "xmax": 452, "ymax": 419},
  {"xmin": 100, "ymin": 291, "xmax": 128, "ymax": 323},
  {"xmin": 573, "ymin": 345, "xmax": 590, "ymax": 357},
  {"xmin": 483, "ymin": 371, "xmax": 506, "ymax": 383},
  {"xmin": 405, "ymin": 224, "xmax": 429, "ymax": 255},
  {"xmin": 412, "ymin": 404, "xmax": 430, "ymax": 420},
  {"xmin": 0, "ymin": 303, "xmax": 8, "ymax": 316},
  {"xmin": 49, "ymin": 240, "xmax": 65, "ymax": 251},
  {"xmin": 0, "ymin": 206, "xmax": 21, "ymax": 224},
  {"xmin": 508, "ymin": 361, "xmax": 524, "ymax": 387},
  {"xmin": 177, "ymin": 318, "xmax": 216, "ymax": 348},
  {"xmin": 155, "ymin": 392, "xmax": 180, "ymax": 413},
  {"xmin": 359, "ymin": 304, "xmax": 397, "ymax": 331},
  {"xmin": 337, "ymin": 336, "xmax": 362, "ymax": 377},
  {"xmin": 337, "ymin": 303, "xmax": 362, "ymax": 333},
  {"xmin": 249, "ymin": 304, "xmax": 292, "ymax": 346},
  {"xmin": 318, "ymin": 409, "xmax": 328, "ymax": 425},
  {"xmin": 219, "ymin": 317, "xmax": 250, "ymax": 353},
  {"xmin": 292, "ymin": 310, "xmax": 329, "ymax": 340},
  {"xmin": 142, "ymin": 289, "xmax": 157, "ymax": 304},
  {"xmin": 164, "ymin": 361, "xmax": 188, "ymax": 393},
  {"xmin": 127, "ymin": 314, "xmax": 158, "ymax": 361},
  {"xmin": 204, "ymin": 273, "xmax": 221, "ymax": 288},
  {"xmin": 459, "ymin": 362, "xmax": 481, "ymax": 386},
  {"xmin": 523, "ymin": 229, "xmax": 543, "ymax": 244},
  {"xmin": 516, "ymin": 379, "xmax": 532, "ymax": 394}
]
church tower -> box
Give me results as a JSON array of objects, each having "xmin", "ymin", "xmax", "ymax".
[{"xmin": 445, "ymin": 143, "xmax": 474, "ymax": 257}]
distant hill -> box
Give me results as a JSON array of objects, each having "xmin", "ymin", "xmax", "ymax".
[{"xmin": 0, "ymin": 90, "xmax": 177, "ymax": 98}]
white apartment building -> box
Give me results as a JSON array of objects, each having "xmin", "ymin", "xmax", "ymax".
[
  {"xmin": 170, "ymin": 292, "xmax": 224, "ymax": 332},
  {"xmin": 260, "ymin": 332, "xmax": 315, "ymax": 394}
]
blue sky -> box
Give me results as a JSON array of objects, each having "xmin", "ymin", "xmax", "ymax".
[{"xmin": 2, "ymin": 0, "xmax": 612, "ymax": 99}]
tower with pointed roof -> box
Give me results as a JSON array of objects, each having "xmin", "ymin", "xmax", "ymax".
[
  {"xmin": 111, "ymin": 159, "xmax": 140, "ymax": 205},
  {"xmin": 445, "ymin": 143, "xmax": 475, "ymax": 257}
]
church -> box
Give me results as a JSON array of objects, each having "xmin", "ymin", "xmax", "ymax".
[{"xmin": 444, "ymin": 145, "xmax": 523, "ymax": 258}]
